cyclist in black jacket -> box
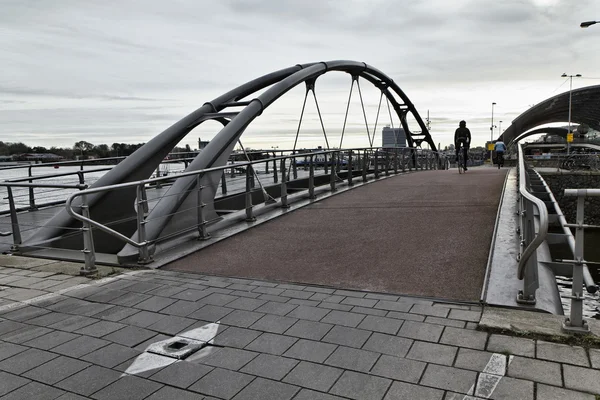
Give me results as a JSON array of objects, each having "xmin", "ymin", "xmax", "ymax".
[{"xmin": 454, "ymin": 120, "xmax": 471, "ymax": 171}]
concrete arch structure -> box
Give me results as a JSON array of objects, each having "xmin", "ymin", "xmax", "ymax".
[
  {"xmin": 25, "ymin": 61, "xmax": 436, "ymax": 260},
  {"xmin": 500, "ymin": 85, "xmax": 600, "ymax": 145}
]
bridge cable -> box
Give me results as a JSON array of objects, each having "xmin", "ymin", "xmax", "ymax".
[
  {"xmin": 386, "ymin": 96, "xmax": 397, "ymax": 146},
  {"xmin": 371, "ymin": 91, "xmax": 384, "ymax": 148},
  {"xmin": 236, "ymin": 139, "xmax": 277, "ymax": 204},
  {"xmin": 339, "ymin": 78, "xmax": 356, "ymax": 149},
  {"xmin": 292, "ymin": 89, "xmax": 310, "ymax": 153},
  {"xmin": 311, "ymin": 89, "xmax": 330, "ymax": 150},
  {"xmin": 356, "ymin": 78, "xmax": 373, "ymax": 148}
]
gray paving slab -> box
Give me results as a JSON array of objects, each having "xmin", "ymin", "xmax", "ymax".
[
  {"xmin": 283, "ymin": 339, "xmax": 337, "ymax": 363},
  {"xmin": 118, "ymin": 310, "xmax": 166, "ymax": 328},
  {"xmin": 329, "ymin": 370, "xmax": 391, "ymax": 400},
  {"xmin": 223, "ymin": 297, "xmax": 265, "ymax": 311},
  {"xmin": 220, "ymin": 310, "xmax": 264, "ymax": 328},
  {"xmin": 383, "ymin": 381, "xmax": 444, "ymax": 400},
  {"xmin": 507, "ymin": 356, "xmax": 562, "ymax": 386},
  {"xmin": 149, "ymin": 315, "xmax": 195, "ymax": 335},
  {"xmin": 240, "ymin": 353, "xmax": 299, "ymax": 380},
  {"xmin": 486, "ymin": 334, "xmax": 535, "ymax": 357},
  {"xmin": 536, "ymin": 383, "xmax": 596, "ymax": 400},
  {"xmin": 454, "ymin": 348, "xmax": 497, "ymax": 372},
  {"xmin": 351, "ymin": 306, "xmax": 388, "ymax": 316},
  {"xmin": 420, "ymin": 364, "xmax": 477, "ymax": 394},
  {"xmin": 212, "ymin": 326, "xmax": 261, "ymax": 348},
  {"xmin": 371, "ymin": 354, "xmax": 426, "ymax": 383},
  {"xmin": 363, "ymin": 332, "xmax": 413, "ymax": 358},
  {"xmin": 321, "ymin": 310, "xmax": 365, "ymax": 327},
  {"xmin": 81, "ymin": 343, "xmax": 141, "ymax": 368},
  {"xmin": 145, "ymin": 386, "xmax": 205, "ymax": 400},
  {"xmin": 23, "ymin": 330, "xmax": 79, "ymax": 350},
  {"xmin": 324, "ymin": 345, "xmax": 380, "ymax": 372},
  {"xmin": 0, "ymin": 347, "xmax": 58, "ymax": 375},
  {"xmin": 357, "ymin": 315, "xmax": 403, "ymax": 334},
  {"xmin": 51, "ymin": 335, "xmax": 111, "ymax": 358},
  {"xmin": 91, "ymin": 375, "xmax": 163, "ymax": 400},
  {"xmin": 286, "ymin": 319, "xmax": 333, "ymax": 341},
  {"xmin": 55, "ymin": 365, "xmax": 122, "ymax": 397},
  {"xmin": 563, "ymin": 364, "xmax": 600, "ymax": 394},
  {"xmin": 0, "ymin": 371, "xmax": 31, "ymax": 396},
  {"xmin": 245, "ymin": 332, "xmax": 298, "ymax": 355},
  {"xmin": 440, "ymin": 326, "xmax": 488, "ymax": 350},
  {"xmin": 74, "ymin": 320, "xmax": 126, "ymax": 337},
  {"xmin": 424, "ymin": 315, "xmax": 466, "ymax": 328},
  {"xmin": 188, "ymin": 367, "xmax": 254, "ymax": 399},
  {"xmin": 536, "ymin": 340, "xmax": 589, "ymax": 367},
  {"xmin": 488, "ymin": 376, "xmax": 534, "ymax": 400},
  {"xmin": 249, "ymin": 314, "xmax": 297, "ymax": 334},
  {"xmin": 22, "ymin": 356, "xmax": 90, "ymax": 385},
  {"xmin": 2, "ymin": 325, "xmax": 52, "ymax": 343},
  {"xmin": 149, "ymin": 361, "xmax": 213, "ymax": 389},
  {"xmin": 232, "ymin": 377, "xmax": 299, "ymax": 400},
  {"xmin": 0, "ymin": 342, "xmax": 27, "ymax": 362},
  {"xmin": 188, "ymin": 304, "xmax": 234, "ymax": 321},
  {"xmin": 448, "ymin": 309, "xmax": 481, "ymax": 322},
  {"xmin": 255, "ymin": 301, "xmax": 298, "ymax": 316},
  {"xmin": 195, "ymin": 347, "xmax": 258, "ymax": 371},
  {"xmin": 0, "ymin": 381, "xmax": 65, "ymax": 400},
  {"xmin": 102, "ymin": 325, "xmax": 157, "ymax": 347},
  {"xmin": 406, "ymin": 340, "xmax": 457, "ymax": 366},
  {"xmin": 322, "ymin": 325, "xmax": 371, "ymax": 348},
  {"xmin": 397, "ymin": 320, "xmax": 444, "ymax": 342},
  {"xmin": 283, "ymin": 360, "xmax": 343, "ymax": 392}
]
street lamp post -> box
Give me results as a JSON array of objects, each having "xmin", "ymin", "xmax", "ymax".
[
  {"xmin": 490, "ymin": 102, "xmax": 496, "ymax": 163},
  {"xmin": 561, "ymin": 73, "xmax": 582, "ymax": 155}
]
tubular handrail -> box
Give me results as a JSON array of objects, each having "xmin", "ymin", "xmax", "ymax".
[
  {"xmin": 517, "ymin": 143, "xmax": 549, "ymax": 280},
  {"xmin": 61, "ymin": 146, "xmax": 444, "ymax": 252}
]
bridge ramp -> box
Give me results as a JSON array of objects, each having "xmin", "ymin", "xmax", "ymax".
[{"xmin": 166, "ymin": 168, "xmax": 508, "ymax": 302}]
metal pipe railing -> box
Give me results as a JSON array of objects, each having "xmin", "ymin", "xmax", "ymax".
[
  {"xmin": 561, "ymin": 188, "xmax": 600, "ymax": 333},
  {"xmin": 516, "ymin": 143, "xmax": 549, "ymax": 304}
]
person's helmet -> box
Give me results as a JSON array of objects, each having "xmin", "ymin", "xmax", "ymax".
[{"xmin": 459, "ymin": 120, "xmax": 466, "ymax": 127}]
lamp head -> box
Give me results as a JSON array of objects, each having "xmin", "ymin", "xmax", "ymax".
[
  {"xmin": 561, "ymin": 73, "xmax": 567, "ymax": 77},
  {"xmin": 576, "ymin": 74, "xmax": 582, "ymax": 77},
  {"xmin": 581, "ymin": 21, "xmax": 597, "ymax": 28}
]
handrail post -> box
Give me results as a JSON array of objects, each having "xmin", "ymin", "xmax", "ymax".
[
  {"xmin": 374, "ymin": 150, "xmax": 380, "ymax": 179},
  {"xmin": 136, "ymin": 184, "xmax": 151, "ymax": 263},
  {"xmin": 155, "ymin": 166, "xmax": 162, "ymax": 188},
  {"xmin": 273, "ymin": 153, "xmax": 278, "ymax": 184},
  {"xmin": 517, "ymin": 196, "xmax": 538, "ymax": 304},
  {"xmin": 324, "ymin": 152, "xmax": 329, "ymax": 174},
  {"xmin": 7, "ymin": 187, "xmax": 22, "ymax": 251},
  {"xmin": 28, "ymin": 166, "xmax": 37, "ymax": 211},
  {"xmin": 347, "ymin": 151, "xmax": 354, "ymax": 186},
  {"xmin": 196, "ymin": 175, "xmax": 211, "ymax": 239},
  {"xmin": 362, "ymin": 150, "xmax": 368, "ymax": 182},
  {"xmin": 292, "ymin": 152, "xmax": 298, "ymax": 179},
  {"xmin": 308, "ymin": 155, "xmax": 316, "ymax": 199},
  {"xmin": 385, "ymin": 151, "xmax": 390, "ymax": 176},
  {"xmin": 245, "ymin": 165, "xmax": 256, "ymax": 221},
  {"xmin": 394, "ymin": 148, "xmax": 398, "ymax": 174},
  {"xmin": 221, "ymin": 171, "xmax": 228, "ymax": 195},
  {"xmin": 563, "ymin": 194, "xmax": 590, "ymax": 332},
  {"xmin": 280, "ymin": 158, "xmax": 290, "ymax": 208},
  {"xmin": 330, "ymin": 152, "xmax": 337, "ymax": 192},
  {"xmin": 402, "ymin": 149, "xmax": 406, "ymax": 172},
  {"xmin": 80, "ymin": 193, "xmax": 98, "ymax": 276}
]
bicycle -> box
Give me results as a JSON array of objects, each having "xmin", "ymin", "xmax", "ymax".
[
  {"xmin": 496, "ymin": 152, "xmax": 504, "ymax": 169},
  {"xmin": 457, "ymin": 146, "xmax": 465, "ymax": 174}
]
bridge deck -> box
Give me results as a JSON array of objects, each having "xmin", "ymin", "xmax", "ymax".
[{"xmin": 166, "ymin": 168, "xmax": 508, "ymax": 302}]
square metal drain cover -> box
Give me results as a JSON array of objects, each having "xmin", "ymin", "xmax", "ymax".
[{"xmin": 146, "ymin": 337, "xmax": 206, "ymax": 360}]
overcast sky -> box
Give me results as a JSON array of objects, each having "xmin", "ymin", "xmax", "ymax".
[{"xmin": 2, "ymin": 0, "xmax": 599, "ymax": 150}]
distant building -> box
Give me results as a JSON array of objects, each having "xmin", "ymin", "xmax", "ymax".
[{"xmin": 382, "ymin": 127, "xmax": 407, "ymax": 148}]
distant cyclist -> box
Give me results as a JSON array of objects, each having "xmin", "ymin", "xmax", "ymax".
[
  {"xmin": 454, "ymin": 120, "xmax": 471, "ymax": 171},
  {"xmin": 494, "ymin": 140, "xmax": 507, "ymax": 168}
]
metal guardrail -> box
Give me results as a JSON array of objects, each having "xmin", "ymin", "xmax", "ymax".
[
  {"xmin": 562, "ymin": 188, "xmax": 600, "ymax": 333},
  {"xmin": 524, "ymin": 152, "xmax": 600, "ymax": 171},
  {"xmin": 1, "ymin": 147, "xmax": 448, "ymax": 274},
  {"xmin": 516, "ymin": 143, "xmax": 549, "ymax": 304}
]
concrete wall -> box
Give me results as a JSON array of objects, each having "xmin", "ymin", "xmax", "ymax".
[{"xmin": 538, "ymin": 170, "xmax": 600, "ymax": 224}]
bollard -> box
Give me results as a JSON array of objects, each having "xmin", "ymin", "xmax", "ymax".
[
  {"xmin": 196, "ymin": 175, "xmax": 211, "ymax": 239},
  {"xmin": 80, "ymin": 194, "xmax": 98, "ymax": 276}
]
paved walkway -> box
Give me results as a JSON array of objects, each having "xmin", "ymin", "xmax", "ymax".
[
  {"xmin": 166, "ymin": 168, "xmax": 508, "ymax": 302},
  {"xmin": 1, "ymin": 257, "xmax": 599, "ymax": 400}
]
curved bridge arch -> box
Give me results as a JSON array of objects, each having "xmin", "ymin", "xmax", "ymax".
[{"xmin": 27, "ymin": 61, "xmax": 435, "ymax": 258}]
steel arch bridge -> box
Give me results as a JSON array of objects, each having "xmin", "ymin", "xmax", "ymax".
[{"xmin": 26, "ymin": 61, "xmax": 437, "ymax": 260}]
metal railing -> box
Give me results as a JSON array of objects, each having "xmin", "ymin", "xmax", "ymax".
[
  {"xmin": 561, "ymin": 188, "xmax": 600, "ymax": 333},
  {"xmin": 0, "ymin": 147, "xmax": 447, "ymax": 274},
  {"xmin": 524, "ymin": 152, "xmax": 600, "ymax": 171},
  {"xmin": 516, "ymin": 143, "xmax": 549, "ymax": 304}
]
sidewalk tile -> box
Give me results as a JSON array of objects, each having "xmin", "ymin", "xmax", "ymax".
[
  {"xmin": 220, "ymin": 310, "xmax": 264, "ymax": 328},
  {"xmin": 487, "ymin": 376, "xmax": 533, "ymax": 400},
  {"xmin": 322, "ymin": 325, "xmax": 370, "ymax": 348},
  {"xmin": 213, "ymin": 327, "xmax": 261, "ymax": 348},
  {"xmin": 329, "ymin": 370, "xmax": 391, "ymax": 400},
  {"xmin": 150, "ymin": 361, "xmax": 212, "ymax": 389},
  {"xmin": 357, "ymin": 315, "xmax": 403, "ymax": 335},
  {"xmin": 232, "ymin": 377, "xmax": 299, "ymax": 400},
  {"xmin": 486, "ymin": 334, "xmax": 535, "ymax": 357},
  {"xmin": 226, "ymin": 298, "xmax": 266, "ymax": 311},
  {"xmin": 189, "ymin": 368, "xmax": 254, "ymax": 399},
  {"xmin": 245, "ymin": 333, "xmax": 298, "ymax": 355},
  {"xmin": 0, "ymin": 347, "xmax": 58, "ymax": 374},
  {"xmin": 374, "ymin": 300, "xmax": 412, "ymax": 312},
  {"xmin": 425, "ymin": 316, "xmax": 466, "ymax": 328},
  {"xmin": 103, "ymin": 326, "xmax": 156, "ymax": 347},
  {"xmin": 91, "ymin": 375, "xmax": 162, "ymax": 400},
  {"xmin": 23, "ymin": 356, "xmax": 90, "ymax": 385},
  {"xmin": 536, "ymin": 340, "xmax": 589, "ymax": 367},
  {"xmin": 283, "ymin": 339, "xmax": 337, "ymax": 363},
  {"xmin": 371, "ymin": 354, "xmax": 426, "ymax": 382},
  {"xmin": 406, "ymin": 340, "xmax": 457, "ymax": 366},
  {"xmin": 448, "ymin": 309, "xmax": 481, "ymax": 322},
  {"xmin": 564, "ymin": 364, "xmax": 600, "ymax": 394},
  {"xmin": 420, "ymin": 364, "xmax": 477, "ymax": 393},
  {"xmin": 0, "ymin": 342, "xmax": 27, "ymax": 361},
  {"xmin": 250, "ymin": 314, "xmax": 297, "ymax": 334},
  {"xmin": 398, "ymin": 320, "xmax": 443, "ymax": 342},
  {"xmin": 240, "ymin": 353, "xmax": 299, "ymax": 380},
  {"xmin": 325, "ymin": 346, "xmax": 379, "ymax": 372},
  {"xmin": 351, "ymin": 306, "xmax": 388, "ymax": 316},
  {"xmin": 188, "ymin": 305, "xmax": 234, "ymax": 321},
  {"xmin": 321, "ymin": 310, "xmax": 365, "ymax": 328},
  {"xmin": 341, "ymin": 297, "xmax": 377, "ymax": 308},
  {"xmin": 0, "ymin": 371, "xmax": 30, "ymax": 396},
  {"xmin": 196, "ymin": 347, "xmax": 258, "ymax": 371},
  {"xmin": 410, "ymin": 304, "xmax": 450, "ymax": 318},
  {"xmin": 133, "ymin": 296, "xmax": 177, "ymax": 312},
  {"xmin": 118, "ymin": 311, "xmax": 166, "ymax": 328},
  {"xmin": 287, "ymin": 305, "xmax": 330, "ymax": 321},
  {"xmin": 199, "ymin": 293, "xmax": 238, "ymax": 306},
  {"xmin": 55, "ymin": 365, "xmax": 121, "ymax": 397},
  {"xmin": 158, "ymin": 300, "xmax": 202, "ymax": 317},
  {"xmin": 81, "ymin": 343, "xmax": 140, "ymax": 368},
  {"xmin": 507, "ymin": 356, "xmax": 561, "ymax": 386},
  {"xmin": 293, "ymin": 389, "xmax": 346, "ymax": 400},
  {"xmin": 364, "ymin": 332, "xmax": 413, "ymax": 358},
  {"xmin": 454, "ymin": 348, "xmax": 498, "ymax": 372},
  {"xmin": 1, "ymin": 381, "xmax": 64, "ymax": 400},
  {"xmin": 536, "ymin": 383, "xmax": 596, "ymax": 400},
  {"xmin": 383, "ymin": 381, "xmax": 444, "ymax": 400},
  {"xmin": 255, "ymin": 302, "xmax": 297, "ymax": 316},
  {"xmin": 23, "ymin": 331, "xmax": 79, "ymax": 350},
  {"xmin": 51, "ymin": 336, "xmax": 110, "ymax": 358},
  {"xmin": 283, "ymin": 361, "xmax": 343, "ymax": 392},
  {"xmin": 74, "ymin": 320, "xmax": 125, "ymax": 337},
  {"xmin": 440, "ymin": 327, "xmax": 487, "ymax": 350},
  {"xmin": 145, "ymin": 386, "xmax": 205, "ymax": 400},
  {"xmin": 148, "ymin": 315, "xmax": 195, "ymax": 335}
]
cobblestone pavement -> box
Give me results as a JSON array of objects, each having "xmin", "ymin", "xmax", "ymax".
[{"xmin": 0, "ymin": 266, "xmax": 598, "ymax": 400}]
